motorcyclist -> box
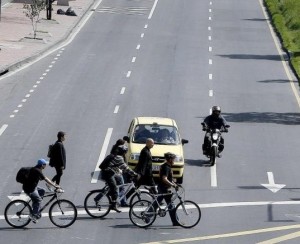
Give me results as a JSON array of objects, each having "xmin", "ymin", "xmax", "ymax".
[
  {"xmin": 99, "ymin": 145, "xmax": 137, "ymax": 212},
  {"xmin": 202, "ymin": 106, "xmax": 229, "ymax": 157}
]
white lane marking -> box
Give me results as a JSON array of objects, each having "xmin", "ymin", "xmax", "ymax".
[
  {"xmin": 120, "ymin": 87, "xmax": 126, "ymax": 94},
  {"xmin": 51, "ymin": 61, "xmax": 56, "ymax": 64},
  {"xmin": 132, "ymin": 57, "xmax": 136, "ymax": 63},
  {"xmin": 126, "ymin": 71, "xmax": 131, "ymax": 78},
  {"xmin": 22, "ymin": 99, "xmax": 27, "ymax": 102},
  {"xmin": 33, "ymin": 85, "xmax": 37, "ymax": 88},
  {"xmin": 209, "ymin": 16, "xmax": 212, "ymax": 20},
  {"xmin": 209, "ymin": 9, "xmax": 212, "ymax": 13},
  {"xmin": 210, "ymin": 1, "xmax": 212, "ymax": 5},
  {"xmin": 136, "ymin": 44, "xmax": 141, "ymax": 50},
  {"xmin": 9, "ymin": 115, "xmax": 15, "ymax": 118},
  {"xmin": 209, "ymin": 90, "xmax": 213, "ymax": 96},
  {"xmin": 54, "ymin": 57, "xmax": 58, "ymax": 60},
  {"xmin": 209, "ymin": 59, "xmax": 212, "ymax": 64},
  {"xmin": 148, "ymin": 0, "xmax": 158, "ymax": 19},
  {"xmin": 0, "ymin": 124, "xmax": 8, "ymax": 136},
  {"xmin": 209, "ymin": 73, "xmax": 213, "ymax": 80},
  {"xmin": 208, "ymin": 26, "xmax": 211, "ymax": 31},
  {"xmin": 18, "ymin": 104, "xmax": 23, "ymax": 108},
  {"xmin": 141, "ymin": 33, "xmax": 145, "ymax": 38},
  {"xmin": 13, "ymin": 110, "xmax": 18, "ymax": 113},
  {"xmin": 208, "ymin": 36, "xmax": 212, "ymax": 41},
  {"xmin": 211, "ymin": 164, "xmax": 217, "ymax": 187},
  {"xmin": 209, "ymin": 46, "xmax": 212, "ymax": 52},
  {"xmin": 29, "ymin": 89, "xmax": 34, "ymax": 93},
  {"xmin": 144, "ymin": 24, "xmax": 148, "ymax": 29},
  {"xmin": 36, "ymin": 81, "xmax": 41, "ymax": 84},
  {"xmin": 40, "ymin": 76, "xmax": 44, "ymax": 80},
  {"xmin": 49, "ymin": 65, "xmax": 53, "ymax": 68},
  {"xmin": 114, "ymin": 105, "xmax": 119, "ymax": 113},
  {"xmin": 25, "ymin": 94, "xmax": 30, "ymax": 98},
  {"xmin": 91, "ymin": 128, "xmax": 113, "ymax": 183}
]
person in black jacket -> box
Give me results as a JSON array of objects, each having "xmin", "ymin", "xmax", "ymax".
[
  {"xmin": 134, "ymin": 138, "xmax": 156, "ymax": 192},
  {"xmin": 49, "ymin": 131, "xmax": 66, "ymax": 185}
]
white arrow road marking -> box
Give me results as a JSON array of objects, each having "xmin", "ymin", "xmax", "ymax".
[{"xmin": 261, "ymin": 172, "xmax": 286, "ymax": 193}]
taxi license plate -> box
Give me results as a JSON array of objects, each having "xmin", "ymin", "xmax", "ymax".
[{"xmin": 152, "ymin": 165, "xmax": 160, "ymax": 171}]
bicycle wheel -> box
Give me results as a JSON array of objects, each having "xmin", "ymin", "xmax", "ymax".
[
  {"xmin": 129, "ymin": 200, "xmax": 156, "ymax": 228},
  {"xmin": 4, "ymin": 200, "xmax": 31, "ymax": 228},
  {"xmin": 129, "ymin": 191, "xmax": 153, "ymax": 206},
  {"xmin": 175, "ymin": 200, "xmax": 201, "ymax": 228},
  {"xmin": 84, "ymin": 191, "xmax": 111, "ymax": 218},
  {"xmin": 49, "ymin": 199, "xmax": 77, "ymax": 228}
]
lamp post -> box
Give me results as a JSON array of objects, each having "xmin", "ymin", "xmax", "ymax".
[{"xmin": 46, "ymin": 0, "xmax": 52, "ymax": 20}]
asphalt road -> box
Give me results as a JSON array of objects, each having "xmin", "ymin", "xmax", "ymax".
[{"xmin": 0, "ymin": 0, "xmax": 300, "ymax": 243}]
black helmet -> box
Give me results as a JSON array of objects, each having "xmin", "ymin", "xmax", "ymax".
[
  {"xmin": 117, "ymin": 145, "xmax": 128, "ymax": 155},
  {"xmin": 212, "ymin": 106, "xmax": 221, "ymax": 113},
  {"xmin": 164, "ymin": 152, "xmax": 176, "ymax": 160}
]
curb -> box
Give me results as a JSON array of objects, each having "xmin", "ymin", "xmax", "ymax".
[{"xmin": 0, "ymin": 0, "xmax": 97, "ymax": 76}]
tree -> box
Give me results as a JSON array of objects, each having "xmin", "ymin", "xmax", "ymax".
[{"xmin": 23, "ymin": 0, "xmax": 47, "ymax": 39}]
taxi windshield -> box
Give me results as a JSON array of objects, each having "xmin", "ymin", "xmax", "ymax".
[{"xmin": 133, "ymin": 124, "xmax": 180, "ymax": 145}]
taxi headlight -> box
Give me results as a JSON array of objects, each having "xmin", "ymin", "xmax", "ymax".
[
  {"xmin": 174, "ymin": 155, "xmax": 183, "ymax": 162},
  {"xmin": 130, "ymin": 153, "xmax": 140, "ymax": 161}
]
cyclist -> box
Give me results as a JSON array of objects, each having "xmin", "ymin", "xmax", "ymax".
[
  {"xmin": 99, "ymin": 145, "xmax": 137, "ymax": 212},
  {"xmin": 154, "ymin": 152, "xmax": 179, "ymax": 226},
  {"xmin": 23, "ymin": 159, "xmax": 60, "ymax": 223}
]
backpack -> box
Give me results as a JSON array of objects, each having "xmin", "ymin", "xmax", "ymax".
[
  {"xmin": 47, "ymin": 144, "xmax": 53, "ymax": 158},
  {"xmin": 16, "ymin": 167, "xmax": 32, "ymax": 184}
]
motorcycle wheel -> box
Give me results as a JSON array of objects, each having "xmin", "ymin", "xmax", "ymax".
[{"xmin": 210, "ymin": 147, "xmax": 217, "ymax": 166}]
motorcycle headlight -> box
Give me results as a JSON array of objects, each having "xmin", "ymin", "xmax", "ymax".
[
  {"xmin": 130, "ymin": 153, "xmax": 140, "ymax": 161},
  {"xmin": 212, "ymin": 133, "xmax": 219, "ymax": 140}
]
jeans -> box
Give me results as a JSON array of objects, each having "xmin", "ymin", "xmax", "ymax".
[
  {"xmin": 28, "ymin": 187, "xmax": 45, "ymax": 215},
  {"xmin": 115, "ymin": 174, "xmax": 126, "ymax": 205}
]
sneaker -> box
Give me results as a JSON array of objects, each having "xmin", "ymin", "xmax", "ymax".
[{"xmin": 29, "ymin": 214, "xmax": 38, "ymax": 224}]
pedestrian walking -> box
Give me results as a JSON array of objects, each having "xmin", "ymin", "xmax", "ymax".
[
  {"xmin": 134, "ymin": 138, "xmax": 157, "ymax": 193},
  {"xmin": 49, "ymin": 131, "xmax": 66, "ymax": 185}
]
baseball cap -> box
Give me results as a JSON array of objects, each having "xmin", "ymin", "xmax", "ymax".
[{"xmin": 36, "ymin": 158, "xmax": 48, "ymax": 166}]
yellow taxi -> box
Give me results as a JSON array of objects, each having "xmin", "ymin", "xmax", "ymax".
[{"xmin": 123, "ymin": 117, "xmax": 188, "ymax": 184}]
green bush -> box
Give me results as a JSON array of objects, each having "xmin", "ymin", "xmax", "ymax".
[{"xmin": 264, "ymin": 0, "xmax": 300, "ymax": 79}]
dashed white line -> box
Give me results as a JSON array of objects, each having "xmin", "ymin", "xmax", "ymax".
[
  {"xmin": 211, "ymin": 164, "xmax": 217, "ymax": 187},
  {"xmin": 29, "ymin": 90, "xmax": 34, "ymax": 93},
  {"xmin": 22, "ymin": 99, "xmax": 27, "ymax": 102},
  {"xmin": 0, "ymin": 124, "xmax": 8, "ymax": 136},
  {"xmin": 144, "ymin": 24, "xmax": 148, "ymax": 29},
  {"xmin": 39, "ymin": 77, "xmax": 44, "ymax": 80},
  {"xmin": 209, "ymin": 74, "xmax": 213, "ymax": 80},
  {"xmin": 42, "ymin": 73, "xmax": 47, "ymax": 76},
  {"xmin": 9, "ymin": 115, "xmax": 15, "ymax": 118},
  {"xmin": 208, "ymin": 26, "xmax": 211, "ymax": 31},
  {"xmin": 209, "ymin": 59, "xmax": 212, "ymax": 64},
  {"xmin": 136, "ymin": 44, "xmax": 141, "ymax": 50},
  {"xmin": 114, "ymin": 105, "xmax": 119, "ymax": 114},
  {"xmin": 132, "ymin": 57, "xmax": 136, "ymax": 63},
  {"xmin": 25, "ymin": 94, "xmax": 30, "ymax": 98},
  {"xmin": 141, "ymin": 33, "xmax": 145, "ymax": 38},
  {"xmin": 126, "ymin": 71, "xmax": 131, "ymax": 78},
  {"xmin": 209, "ymin": 16, "xmax": 212, "ymax": 20},
  {"xmin": 208, "ymin": 36, "xmax": 212, "ymax": 41},
  {"xmin": 209, "ymin": 46, "xmax": 212, "ymax": 52},
  {"xmin": 13, "ymin": 110, "xmax": 18, "ymax": 113},
  {"xmin": 120, "ymin": 87, "xmax": 126, "ymax": 94},
  {"xmin": 209, "ymin": 90, "xmax": 213, "ymax": 96},
  {"xmin": 209, "ymin": 9, "xmax": 212, "ymax": 12},
  {"xmin": 18, "ymin": 104, "xmax": 23, "ymax": 108}
]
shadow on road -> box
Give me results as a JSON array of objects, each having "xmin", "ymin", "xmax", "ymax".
[
  {"xmin": 218, "ymin": 54, "xmax": 283, "ymax": 61},
  {"xmin": 221, "ymin": 112, "xmax": 300, "ymax": 125},
  {"xmin": 185, "ymin": 159, "xmax": 212, "ymax": 167}
]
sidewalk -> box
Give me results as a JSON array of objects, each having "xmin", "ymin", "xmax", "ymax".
[{"xmin": 0, "ymin": 0, "xmax": 96, "ymax": 75}]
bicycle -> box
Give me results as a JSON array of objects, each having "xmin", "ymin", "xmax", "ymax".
[
  {"xmin": 4, "ymin": 186, "xmax": 77, "ymax": 228},
  {"xmin": 84, "ymin": 178, "xmax": 153, "ymax": 218},
  {"xmin": 129, "ymin": 185, "xmax": 201, "ymax": 228}
]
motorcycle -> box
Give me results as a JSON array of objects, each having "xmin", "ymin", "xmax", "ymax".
[{"xmin": 201, "ymin": 123, "xmax": 230, "ymax": 166}]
